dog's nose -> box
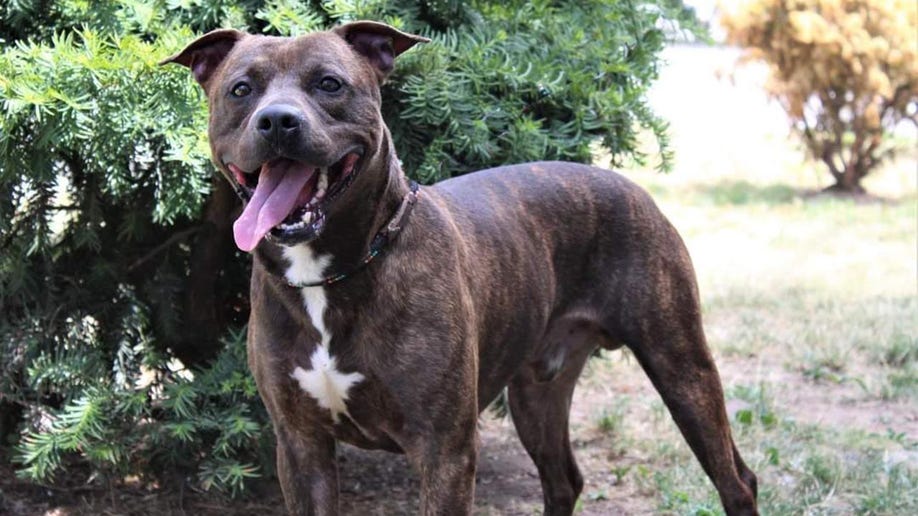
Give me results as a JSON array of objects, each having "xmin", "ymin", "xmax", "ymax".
[{"xmin": 255, "ymin": 105, "xmax": 302, "ymax": 144}]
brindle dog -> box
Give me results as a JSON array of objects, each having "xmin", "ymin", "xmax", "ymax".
[{"xmin": 164, "ymin": 21, "xmax": 758, "ymax": 516}]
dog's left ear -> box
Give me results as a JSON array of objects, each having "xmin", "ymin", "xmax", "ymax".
[{"xmin": 333, "ymin": 21, "xmax": 429, "ymax": 80}]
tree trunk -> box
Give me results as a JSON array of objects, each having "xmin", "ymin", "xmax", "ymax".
[
  {"xmin": 0, "ymin": 399, "xmax": 24, "ymax": 447},
  {"xmin": 826, "ymin": 167, "xmax": 867, "ymax": 194},
  {"xmin": 834, "ymin": 150, "xmax": 870, "ymax": 193},
  {"xmin": 172, "ymin": 177, "xmax": 239, "ymax": 367},
  {"xmin": 820, "ymin": 144, "xmax": 868, "ymax": 194},
  {"xmin": 824, "ymin": 180, "xmax": 866, "ymax": 194}
]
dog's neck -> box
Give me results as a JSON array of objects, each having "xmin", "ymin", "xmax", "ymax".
[{"xmin": 256, "ymin": 128, "xmax": 411, "ymax": 284}]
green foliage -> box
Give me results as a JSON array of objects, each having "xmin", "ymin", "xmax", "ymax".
[
  {"xmin": 729, "ymin": 383, "xmax": 778, "ymax": 429},
  {"xmin": 0, "ymin": 0, "xmax": 701, "ymax": 495},
  {"xmin": 597, "ymin": 396, "xmax": 629, "ymax": 436},
  {"xmin": 15, "ymin": 327, "xmax": 269, "ymax": 494},
  {"xmin": 388, "ymin": 0, "xmax": 680, "ymax": 182}
]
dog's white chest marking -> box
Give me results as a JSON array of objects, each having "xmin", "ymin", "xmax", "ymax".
[
  {"xmin": 291, "ymin": 348, "xmax": 363, "ymax": 423},
  {"xmin": 283, "ymin": 246, "xmax": 364, "ymax": 423}
]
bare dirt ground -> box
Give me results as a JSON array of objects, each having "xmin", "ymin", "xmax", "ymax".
[
  {"xmin": 4, "ymin": 348, "xmax": 914, "ymax": 515},
  {"xmin": 0, "ymin": 371, "xmax": 660, "ymax": 515}
]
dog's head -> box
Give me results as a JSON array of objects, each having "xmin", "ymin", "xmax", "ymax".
[{"xmin": 163, "ymin": 21, "xmax": 428, "ymax": 252}]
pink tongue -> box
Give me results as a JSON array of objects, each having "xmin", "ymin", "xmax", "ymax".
[{"xmin": 233, "ymin": 161, "xmax": 316, "ymax": 252}]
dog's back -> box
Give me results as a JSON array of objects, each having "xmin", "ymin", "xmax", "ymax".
[{"xmin": 430, "ymin": 161, "xmax": 696, "ymax": 394}]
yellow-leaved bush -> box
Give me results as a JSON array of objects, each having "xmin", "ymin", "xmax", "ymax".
[{"xmin": 722, "ymin": 0, "xmax": 917, "ymax": 192}]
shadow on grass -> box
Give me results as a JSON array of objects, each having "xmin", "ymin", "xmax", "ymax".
[
  {"xmin": 801, "ymin": 187, "xmax": 910, "ymax": 205},
  {"xmin": 681, "ymin": 179, "xmax": 910, "ymax": 206},
  {"xmin": 689, "ymin": 180, "xmax": 799, "ymax": 206}
]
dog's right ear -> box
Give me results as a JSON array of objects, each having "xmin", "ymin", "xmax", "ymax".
[{"xmin": 160, "ymin": 29, "xmax": 245, "ymax": 91}]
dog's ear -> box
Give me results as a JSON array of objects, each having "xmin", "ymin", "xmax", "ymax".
[
  {"xmin": 333, "ymin": 21, "xmax": 429, "ymax": 80},
  {"xmin": 160, "ymin": 29, "xmax": 245, "ymax": 91}
]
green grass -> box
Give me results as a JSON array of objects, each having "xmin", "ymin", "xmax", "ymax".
[{"xmin": 597, "ymin": 396, "xmax": 630, "ymax": 436}]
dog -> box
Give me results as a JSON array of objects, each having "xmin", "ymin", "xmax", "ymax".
[{"xmin": 163, "ymin": 21, "xmax": 758, "ymax": 515}]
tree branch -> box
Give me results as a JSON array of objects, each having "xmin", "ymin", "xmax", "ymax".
[
  {"xmin": 126, "ymin": 225, "xmax": 203, "ymax": 272},
  {"xmin": 801, "ymin": 116, "xmax": 843, "ymax": 181},
  {"xmin": 0, "ymin": 191, "xmax": 47, "ymax": 250}
]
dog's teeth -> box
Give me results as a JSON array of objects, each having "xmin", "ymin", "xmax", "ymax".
[
  {"xmin": 315, "ymin": 188, "xmax": 326, "ymax": 200},
  {"xmin": 302, "ymin": 211, "xmax": 315, "ymax": 224},
  {"xmin": 318, "ymin": 168, "xmax": 328, "ymax": 191}
]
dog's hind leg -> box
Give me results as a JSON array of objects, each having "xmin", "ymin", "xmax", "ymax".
[
  {"xmin": 613, "ymin": 246, "xmax": 758, "ymax": 515},
  {"xmin": 507, "ymin": 318, "xmax": 600, "ymax": 516}
]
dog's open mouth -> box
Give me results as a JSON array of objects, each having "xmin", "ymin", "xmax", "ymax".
[{"xmin": 227, "ymin": 152, "xmax": 361, "ymax": 252}]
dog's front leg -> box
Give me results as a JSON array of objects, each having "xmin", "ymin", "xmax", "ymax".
[
  {"xmin": 275, "ymin": 423, "xmax": 338, "ymax": 516},
  {"xmin": 404, "ymin": 418, "xmax": 480, "ymax": 515}
]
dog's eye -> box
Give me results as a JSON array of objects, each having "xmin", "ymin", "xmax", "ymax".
[
  {"xmin": 231, "ymin": 82, "xmax": 252, "ymax": 97},
  {"xmin": 318, "ymin": 77, "xmax": 342, "ymax": 93}
]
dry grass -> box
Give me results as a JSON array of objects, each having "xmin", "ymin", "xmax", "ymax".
[{"xmin": 568, "ymin": 161, "xmax": 917, "ymax": 513}]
